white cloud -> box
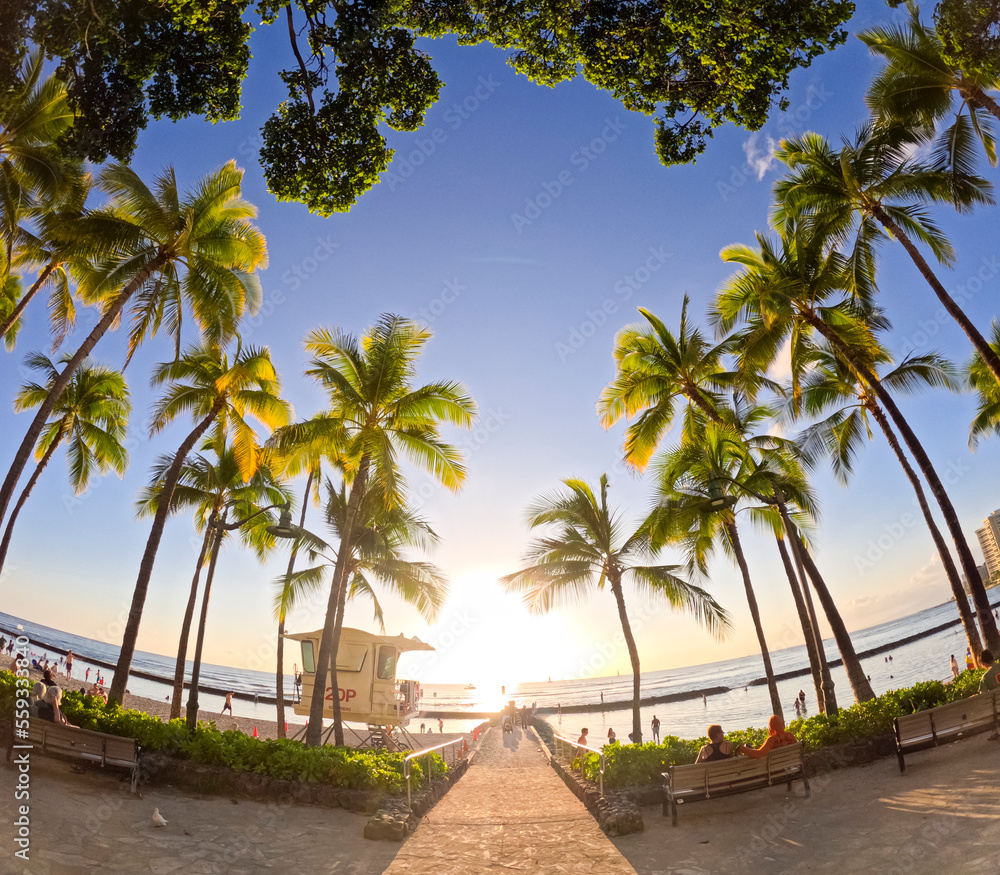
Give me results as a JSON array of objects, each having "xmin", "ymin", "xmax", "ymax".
[{"xmin": 743, "ymin": 132, "xmax": 778, "ymax": 180}]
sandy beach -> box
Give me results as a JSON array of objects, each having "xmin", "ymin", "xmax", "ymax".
[{"xmin": 4, "ymin": 712, "xmax": 1000, "ymax": 873}]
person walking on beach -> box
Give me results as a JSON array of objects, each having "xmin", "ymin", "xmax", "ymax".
[
  {"xmin": 65, "ymin": 651, "xmax": 74, "ymax": 678},
  {"xmin": 950, "ymin": 654, "xmax": 960, "ymax": 680},
  {"xmin": 651, "ymin": 715, "xmax": 660, "ymax": 743},
  {"xmin": 222, "ymin": 692, "xmax": 234, "ymax": 715}
]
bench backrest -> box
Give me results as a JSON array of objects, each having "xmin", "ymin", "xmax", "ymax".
[
  {"xmin": 669, "ymin": 743, "xmax": 803, "ymax": 799},
  {"xmin": 896, "ymin": 692, "xmax": 998, "ymax": 747},
  {"xmin": 28, "ymin": 720, "xmax": 137, "ymax": 768}
]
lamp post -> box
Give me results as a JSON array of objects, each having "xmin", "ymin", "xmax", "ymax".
[{"xmin": 185, "ymin": 500, "xmax": 295, "ymax": 732}]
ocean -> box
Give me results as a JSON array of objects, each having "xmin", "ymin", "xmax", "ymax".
[{"xmin": 1, "ymin": 598, "xmax": 992, "ymax": 739}]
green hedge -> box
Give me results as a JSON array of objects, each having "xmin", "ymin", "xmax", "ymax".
[
  {"xmin": 0, "ymin": 672, "xmax": 444, "ymax": 793},
  {"xmin": 580, "ymin": 670, "xmax": 988, "ymax": 789}
]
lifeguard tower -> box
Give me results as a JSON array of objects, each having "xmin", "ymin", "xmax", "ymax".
[{"xmin": 285, "ymin": 627, "xmax": 432, "ymax": 744}]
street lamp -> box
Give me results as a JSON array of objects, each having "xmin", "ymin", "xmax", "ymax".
[{"xmin": 185, "ymin": 500, "xmax": 294, "ymax": 732}]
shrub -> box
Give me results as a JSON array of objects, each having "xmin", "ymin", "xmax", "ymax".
[{"xmin": 0, "ymin": 673, "xmax": 442, "ymax": 794}]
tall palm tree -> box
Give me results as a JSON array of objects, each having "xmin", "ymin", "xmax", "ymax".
[
  {"xmin": 647, "ymin": 423, "xmax": 784, "ymax": 716},
  {"xmin": 715, "ymin": 225, "xmax": 1000, "ymax": 653},
  {"xmin": 0, "ymin": 160, "xmax": 266, "ymax": 531},
  {"xmin": 136, "ymin": 440, "xmax": 290, "ymax": 720},
  {"xmin": 266, "ymin": 414, "xmax": 350, "ymax": 736},
  {"xmin": 0, "ymin": 354, "xmax": 129, "ymax": 573},
  {"xmin": 300, "ymin": 315, "xmax": 476, "ymax": 747},
  {"xmin": 773, "ymin": 126, "xmax": 1000, "ymax": 385},
  {"xmin": 108, "ymin": 342, "xmax": 290, "ymax": 704},
  {"xmin": 861, "ymin": 3, "xmax": 1000, "ymax": 167},
  {"xmin": 503, "ymin": 474, "xmax": 730, "ymax": 745},
  {"xmin": 791, "ymin": 344, "xmax": 982, "ymax": 655},
  {"xmin": 600, "ymin": 311, "xmax": 831, "ymax": 707}
]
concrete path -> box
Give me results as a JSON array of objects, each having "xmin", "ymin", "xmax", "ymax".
[{"xmin": 384, "ymin": 725, "xmax": 637, "ymax": 874}]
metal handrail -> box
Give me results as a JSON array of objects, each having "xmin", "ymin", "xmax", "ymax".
[
  {"xmin": 552, "ymin": 732, "xmax": 605, "ymax": 797},
  {"xmin": 402, "ymin": 736, "xmax": 465, "ymax": 808}
]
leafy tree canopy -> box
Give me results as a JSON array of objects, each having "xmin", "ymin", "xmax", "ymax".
[
  {"xmin": 934, "ymin": 0, "xmax": 1000, "ymax": 80},
  {"xmin": 8, "ymin": 0, "xmax": 853, "ymax": 215}
]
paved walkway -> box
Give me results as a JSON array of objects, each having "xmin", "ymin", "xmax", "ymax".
[{"xmin": 383, "ymin": 725, "xmax": 637, "ymax": 874}]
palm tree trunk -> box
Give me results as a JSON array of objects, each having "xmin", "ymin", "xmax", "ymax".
[
  {"xmin": 794, "ymin": 540, "xmax": 875, "ymax": 702},
  {"xmin": 780, "ymin": 523, "xmax": 839, "ymax": 713},
  {"xmin": 806, "ymin": 312, "xmax": 1000, "ymax": 654},
  {"xmin": 873, "ymin": 205, "xmax": 1000, "ymax": 385},
  {"xmin": 330, "ymin": 568, "xmax": 351, "ymax": 745},
  {"xmin": 108, "ymin": 394, "xmax": 227, "ymax": 705},
  {"xmin": 0, "ymin": 261, "xmax": 56, "ymax": 341},
  {"xmin": 725, "ymin": 519, "xmax": 783, "ymax": 716},
  {"xmin": 169, "ymin": 524, "xmax": 213, "ymax": 720},
  {"xmin": 276, "ymin": 470, "xmax": 314, "ymax": 739},
  {"xmin": 773, "ymin": 533, "xmax": 825, "ymax": 710},
  {"xmin": 186, "ymin": 508, "xmax": 228, "ymax": 731},
  {"xmin": 0, "ymin": 427, "xmax": 65, "ymax": 574},
  {"xmin": 962, "ymin": 82, "xmax": 1000, "ymax": 123},
  {"xmin": 609, "ymin": 574, "xmax": 643, "ymax": 744},
  {"xmin": 306, "ymin": 457, "xmax": 370, "ymax": 747},
  {"xmin": 867, "ymin": 401, "xmax": 983, "ymax": 655},
  {"xmin": 0, "ymin": 252, "xmax": 168, "ymax": 528}
]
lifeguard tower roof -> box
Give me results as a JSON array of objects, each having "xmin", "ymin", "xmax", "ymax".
[{"xmin": 284, "ymin": 627, "xmax": 434, "ymax": 653}]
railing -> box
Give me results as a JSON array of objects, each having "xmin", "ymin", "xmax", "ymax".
[
  {"xmin": 552, "ymin": 733, "xmax": 606, "ymax": 798},
  {"xmin": 403, "ymin": 736, "xmax": 465, "ymax": 808}
]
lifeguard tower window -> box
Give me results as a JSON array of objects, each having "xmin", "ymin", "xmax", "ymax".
[
  {"xmin": 338, "ymin": 643, "xmax": 368, "ymax": 673},
  {"xmin": 301, "ymin": 640, "xmax": 315, "ymax": 674},
  {"xmin": 377, "ymin": 646, "xmax": 396, "ymax": 680}
]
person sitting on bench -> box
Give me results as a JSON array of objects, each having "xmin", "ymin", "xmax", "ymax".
[
  {"xmin": 696, "ymin": 724, "xmax": 735, "ymax": 762},
  {"xmin": 37, "ymin": 686, "xmax": 75, "ymax": 727},
  {"xmin": 979, "ymin": 650, "xmax": 1000, "ymax": 693},
  {"xmin": 738, "ymin": 714, "xmax": 796, "ymax": 759}
]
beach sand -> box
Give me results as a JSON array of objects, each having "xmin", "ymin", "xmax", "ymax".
[{"xmin": 5, "ymin": 719, "xmax": 1000, "ymax": 873}]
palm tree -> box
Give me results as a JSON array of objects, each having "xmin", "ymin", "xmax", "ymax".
[
  {"xmin": 715, "ymin": 224, "xmax": 1000, "ymax": 653},
  {"xmin": 300, "ymin": 315, "xmax": 476, "ymax": 747},
  {"xmin": 600, "ymin": 310, "xmax": 832, "ymax": 706},
  {"xmin": 773, "ymin": 126, "xmax": 1000, "ymax": 385},
  {"xmin": 278, "ymin": 478, "xmax": 448, "ymax": 677},
  {"xmin": 0, "ymin": 170, "xmax": 92, "ymax": 348},
  {"xmin": 0, "ymin": 160, "xmax": 266, "ymax": 531},
  {"xmin": 503, "ymin": 474, "xmax": 730, "ymax": 745},
  {"xmin": 598, "ymin": 294, "xmax": 743, "ymax": 469},
  {"xmin": 861, "ymin": 3, "xmax": 1000, "ymax": 167},
  {"xmin": 136, "ymin": 440, "xmax": 290, "ymax": 720},
  {"xmin": 968, "ymin": 320, "xmax": 1000, "ymax": 448},
  {"xmin": 647, "ymin": 422, "xmax": 784, "ymax": 715},
  {"xmin": 791, "ymin": 344, "xmax": 982, "ymax": 655},
  {"xmin": 0, "ymin": 354, "xmax": 129, "ymax": 573},
  {"xmin": 0, "ymin": 50, "xmax": 76, "ymax": 279},
  {"xmin": 266, "ymin": 414, "xmax": 350, "ymax": 736},
  {"xmin": 108, "ymin": 342, "xmax": 290, "ymax": 704}
]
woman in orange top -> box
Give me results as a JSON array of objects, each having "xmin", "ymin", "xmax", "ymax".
[{"xmin": 738, "ymin": 715, "xmax": 797, "ymax": 759}]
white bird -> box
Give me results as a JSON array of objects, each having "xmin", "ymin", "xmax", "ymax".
[{"xmin": 151, "ymin": 809, "xmax": 168, "ymax": 828}]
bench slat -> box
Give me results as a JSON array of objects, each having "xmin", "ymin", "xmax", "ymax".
[{"xmin": 26, "ymin": 719, "xmax": 139, "ymax": 793}]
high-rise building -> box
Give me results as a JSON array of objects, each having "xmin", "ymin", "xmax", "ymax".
[{"xmin": 976, "ymin": 509, "xmax": 1000, "ymax": 580}]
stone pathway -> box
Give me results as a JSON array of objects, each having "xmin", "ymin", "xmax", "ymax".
[{"xmin": 384, "ymin": 725, "xmax": 637, "ymax": 874}]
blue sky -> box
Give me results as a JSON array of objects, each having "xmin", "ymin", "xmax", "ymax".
[{"xmin": 3, "ymin": 0, "xmax": 1000, "ymax": 690}]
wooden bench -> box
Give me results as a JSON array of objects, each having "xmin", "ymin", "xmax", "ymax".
[
  {"xmin": 894, "ymin": 690, "xmax": 1000, "ymax": 772},
  {"xmin": 662, "ymin": 743, "xmax": 809, "ymax": 826},
  {"xmin": 26, "ymin": 719, "xmax": 140, "ymax": 792}
]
